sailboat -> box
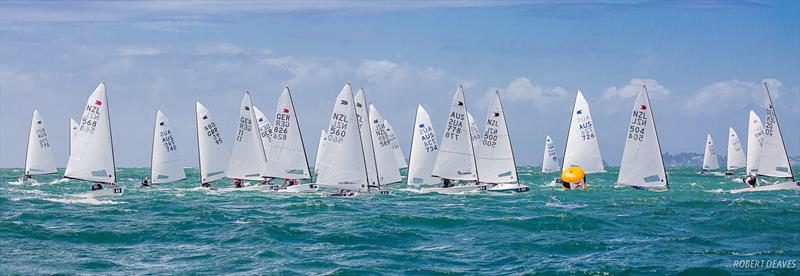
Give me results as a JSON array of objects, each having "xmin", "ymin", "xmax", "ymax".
[
  {"xmin": 195, "ymin": 102, "xmax": 230, "ymax": 188},
  {"xmin": 541, "ymin": 136, "xmax": 560, "ymax": 174},
  {"xmin": 616, "ymin": 85, "xmax": 668, "ymax": 190},
  {"xmin": 263, "ymin": 87, "xmax": 316, "ymax": 193},
  {"xmin": 429, "ymin": 86, "xmax": 484, "ymax": 193},
  {"xmin": 383, "ymin": 119, "xmax": 408, "ymax": 170},
  {"xmin": 745, "ymin": 110, "xmax": 764, "ymax": 175},
  {"xmin": 560, "ymin": 90, "xmax": 604, "ymax": 189},
  {"xmin": 701, "ymin": 134, "xmax": 720, "ymax": 173},
  {"xmin": 354, "ymin": 88, "xmax": 381, "ymax": 190},
  {"xmin": 725, "ymin": 127, "xmax": 746, "ymax": 176},
  {"xmin": 19, "ymin": 110, "xmax": 57, "ymax": 185},
  {"xmin": 314, "ymin": 129, "xmax": 326, "ymax": 175},
  {"xmin": 407, "ymin": 105, "xmax": 440, "ymax": 187},
  {"xmin": 222, "ymin": 92, "xmax": 269, "ymax": 191},
  {"xmin": 316, "ymin": 83, "xmax": 382, "ymax": 196},
  {"xmin": 65, "ymin": 82, "xmax": 123, "ymax": 197},
  {"xmin": 477, "ymin": 91, "xmax": 528, "ymax": 193},
  {"xmin": 731, "ymin": 83, "xmax": 799, "ymax": 193},
  {"xmin": 149, "ymin": 110, "xmax": 186, "ymax": 185},
  {"xmin": 368, "ymin": 104, "xmax": 403, "ymax": 185}
]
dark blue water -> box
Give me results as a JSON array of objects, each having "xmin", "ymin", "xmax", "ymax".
[{"xmin": 1, "ymin": 167, "xmax": 798, "ymax": 274}]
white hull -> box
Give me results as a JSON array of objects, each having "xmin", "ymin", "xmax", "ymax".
[
  {"xmin": 217, "ymin": 183, "xmax": 273, "ymax": 192},
  {"xmin": 730, "ymin": 181, "xmax": 800, "ymax": 194},
  {"xmin": 79, "ymin": 186, "xmax": 124, "ymax": 197},
  {"xmin": 415, "ymin": 184, "xmax": 486, "ymax": 194},
  {"xmin": 487, "ymin": 183, "xmax": 530, "ymax": 193},
  {"xmin": 17, "ymin": 178, "xmax": 39, "ymax": 185},
  {"xmin": 278, "ymin": 184, "xmax": 319, "ymax": 193}
]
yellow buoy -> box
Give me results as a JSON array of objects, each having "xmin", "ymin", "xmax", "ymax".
[{"xmin": 561, "ymin": 166, "xmax": 585, "ymax": 183}]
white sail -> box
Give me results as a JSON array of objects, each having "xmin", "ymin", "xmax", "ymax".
[
  {"xmin": 617, "ymin": 86, "xmax": 668, "ymax": 189},
  {"xmin": 354, "ymin": 88, "xmax": 380, "ymax": 187},
  {"xmin": 541, "ymin": 135, "xmax": 560, "ymax": 174},
  {"xmin": 24, "ymin": 110, "xmax": 57, "ymax": 176},
  {"xmin": 476, "ymin": 91, "xmax": 517, "ymax": 184},
  {"xmin": 69, "ymin": 118, "xmax": 78, "ymax": 157},
  {"xmin": 65, "ymin": 82, "xmax": 116, "ymax": 183},
  {"xmin": 726, "ymin": 127, "xmax": 746, "ymax": 171},
  {"xmin": 702, "ymin": 134, "xmax": 720, "ymax": 171},
  {"xmin": 253, "ymin": 106, "xmax": 273, "ymax": 159},
  {"xmin": 314, "ymin": 129, "xmax": 326, "ymax": 175},
  {"xmin": 467, "ymin": 112, "xmax": 482, "ymax": 149},
  {"xmin": 757, "ymin": 83, "xmax": 793, "ymax": 178},
  {"xmin": 226, "ymin": 92, "xmax": 269, "ymax": 180},
  {"xmin": 383, "ymin": 119, "xmax": 408, "ymax": 169},
  {"xmin": 431, "ymin": 86, "xmax": 478, "ymax": 181},
  {"xmin": 264, "ymin": 87, "xmax": 312, "ymax": 180},
  {"xmin": 407, "ymin": 105, "xmax": 440, "ymax": 186},
  {"xmin": 746, "ymin": 111, "xmax": 764, "ymax": 174},
  {"xmin": 562, "ymin": 90, "xmax": 605, "ymax": 173},
  {"xmin": 316, "ymin": 83, "xmax": 368, "ymax": 191},
  {"xmin": 150, "ymin": 110, "xmax": 186, "ymax": 184},
  {"xmin": 369, "ymin": 104, "xmax": 403, "ymax": 184},
  {"xmin": 195, "ymin": 102, "xmax": 229, "ymax": 184}
]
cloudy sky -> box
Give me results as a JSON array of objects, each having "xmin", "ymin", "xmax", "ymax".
[{"xmin": 1, "ymin": 1, "xmax": 798, "ymax": 167}]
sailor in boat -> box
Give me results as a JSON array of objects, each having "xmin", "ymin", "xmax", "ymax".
[
  {"xmin": 743, "ymin": 173, "xmax": 758, "ymax": 188},
  {"xmin": 201, "ymin": 182, "xmax": 212, "ymax": 188},
  {"xmin": 140, "ymin": 177, "xmax": 151, "ymax": 187},
  {"xmin": 91, "ymin": 182, "xmax": 104, "ymax": 191},
  {"xmin": 442, "ymin": 178, "xmax": 454, "ymax": 188},
  {"xmin": 21, "ymin": 174, "xmax": 32, "ymax": 183},
  {"xmin": 233, "ymin": 178, "xmax": 244, "ymax": 188}
]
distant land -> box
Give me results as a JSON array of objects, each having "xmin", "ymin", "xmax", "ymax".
[{"xmin": 661, "ymin": 152, "xmax": 800, "ymax": 167}]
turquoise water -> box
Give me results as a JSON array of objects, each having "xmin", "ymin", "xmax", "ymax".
[{"xmin": 1, "ymin": 167, "xmax": 798, "ymax": 274}]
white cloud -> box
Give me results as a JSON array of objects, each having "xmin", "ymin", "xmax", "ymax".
[
  {"xmin": 355, "ymin": 59, "xmax": 399, "ymax": 82},
  {"xmin": 116, "ymin": 46, "xmax": 161, "ymax": 56},
  {"xmin": 418, "ymin": 66, "xmax": 446, "ymax": 81},
  {"xmin": 490, "ymin": 77, "xmax": 568, "ymax": 109},
  {"xmin": 602, "ymin": 78, "xmax": 671, "ymax": 99},
  {"xmin": 193, "ymin": 42, "xmax": 243, "ymax": 55},
  {"xmin": 686, "ymin": 78, "xmax": 781, "ymax": 113}
]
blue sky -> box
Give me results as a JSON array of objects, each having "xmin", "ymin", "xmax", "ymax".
[{"xmin": 1, "ymin": 1, "xmax": 798, "ymax": 167}]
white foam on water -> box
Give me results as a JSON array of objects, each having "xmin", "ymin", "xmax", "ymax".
[
  {"xmin": 48, "ymin": 178, "xmax": 70, "ymax": 184},
  {"xmin": 544, "ymin": 202, "xmax": 586, "ymax": 209},
  {"xmin": 42, "ymin": 197, "xmax": 125, "ymax": 205},
  {"xmin": 704, "ymin": 189, "xmax": 725, "ymax": 193}
]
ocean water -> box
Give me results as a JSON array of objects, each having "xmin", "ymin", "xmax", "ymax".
[{"xmin": 1, "ymin": 167, "xmax": 798, "ymax": 275}]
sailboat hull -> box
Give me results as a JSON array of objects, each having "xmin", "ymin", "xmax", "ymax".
[
  {"xmin": 416, "ymin": 184, "xmax": 487, "ymax": 194},
  {"xmin": 730, "ymin": 181, "xmax": 800, "ymax": 193},
  {"xmin": 278, "ymin": 184, "xmax": 319, "ymax": 193},
  {"xmin": 487, "ymin": 183, "xmax": 530, "ymax": 193},
  {"xmin": 79, "ymin": 186, "xmax": 124, "ymax": 197}
]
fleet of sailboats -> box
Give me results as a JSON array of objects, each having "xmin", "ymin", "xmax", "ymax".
[{"xmin": 14, "ymin": 80, "xmax": 798, "ymax": 196}]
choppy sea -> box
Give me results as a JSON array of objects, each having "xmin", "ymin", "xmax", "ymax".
[{"xmin": 1, "ymin": 167, "xmax": 798, "ymax": 274}]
